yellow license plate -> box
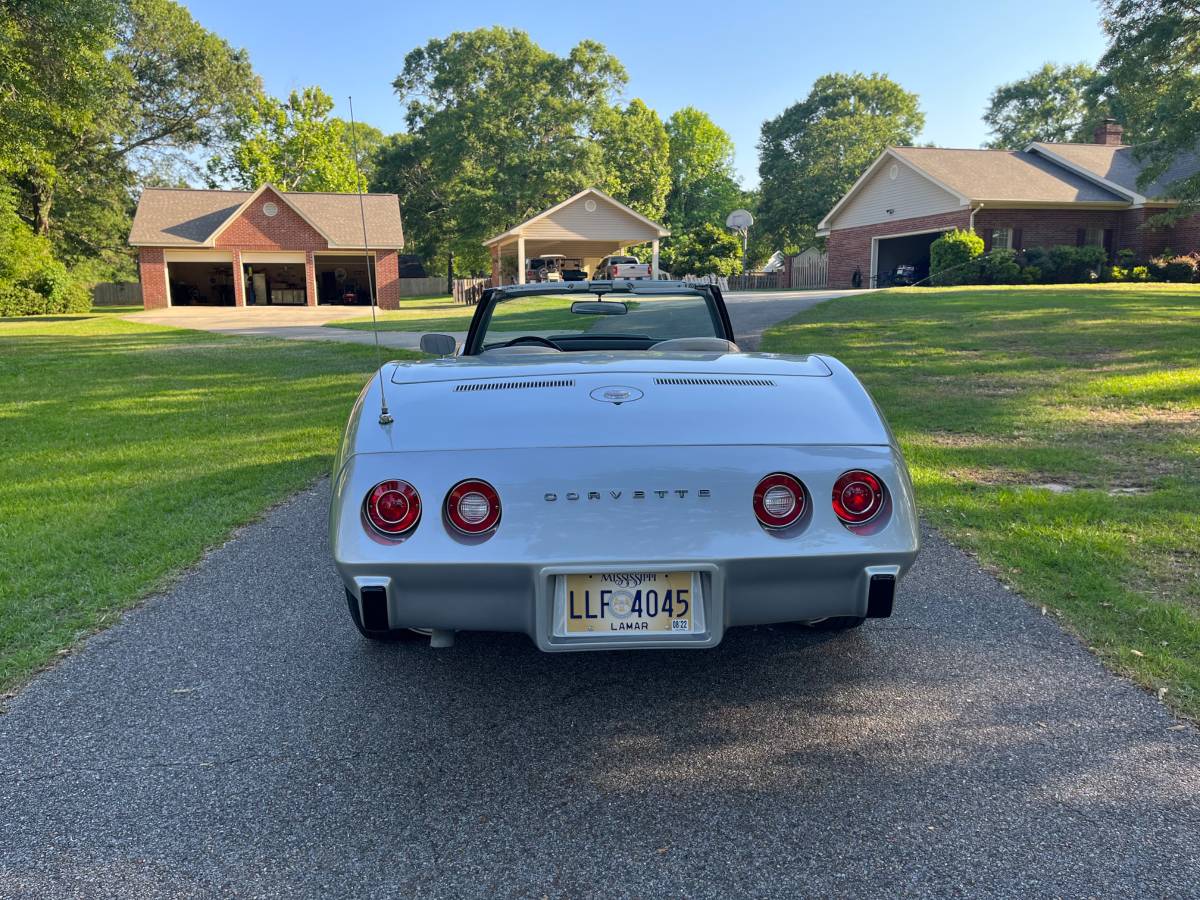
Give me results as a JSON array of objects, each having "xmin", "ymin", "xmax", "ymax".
[{"xmin": 564, "ymin": 572, "xmax": 695, "ymax": 635}]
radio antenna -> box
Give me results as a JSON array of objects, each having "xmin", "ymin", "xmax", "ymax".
[{"xmin": 347, "ymin": 95, "xmax": 393, "ymax": 425}]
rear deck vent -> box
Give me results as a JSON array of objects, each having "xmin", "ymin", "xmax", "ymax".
[
  {"xmin": 654, "ymin": 377, "xmax": 776, "ymax": 387},
  {"xmin": 454, "ymin": 379, "xmax": 575, "ymax": 393}
]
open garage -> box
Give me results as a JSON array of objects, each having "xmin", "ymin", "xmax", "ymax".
[
  {"xmin": 165, "ymin": 255, "xmax": 235, "ymax": 307},
  {"xmin": 131, "ymin": 184, "xmax": 406, "ymax": 310},
  {"xmin": 313, "ymin": 254, "xmax": 377, "ymax": 306},
  {"xmin": 873, "ymin": 229, "xmax": 949, "ymax": 287}
]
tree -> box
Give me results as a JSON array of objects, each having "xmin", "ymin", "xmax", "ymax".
[
  {"xmin": 110, "ymin": 0, "xmax": 258, "ymax": 177},
  {"xmin": 1096, "ymin": 0, "xmax": 1200, "ymax": 216},
  {"xmin": 983, "ymin": 63, "xmax": 1103, "ymax": 148},
  {"xmin": 661, "ymin": 223, "xmax": 743, "ymax": 277},
  {"xmin": 757, "ymin": 72, "xmax": 924, "ymax": 250},
  {"xmin": 335, "ymin": 119, "xmax": 385, "ymax": 183},
  {"xmin": 384, "ymin": 28, "xmax": 627, "ymax": 275},
  {"xmin": 664, "ymin": 107, "xmax": 743, "ymax": 233},
  {"xmin": 595, "ymin": 99, "xmax": 670, "ymax": 221},
  {"xmin": 0, "ymin": 0, "xmax": 256, "ymax": 273},
  {"xmin": 210, "ymin": 87, "xmax": 366, "ymax": 192}
]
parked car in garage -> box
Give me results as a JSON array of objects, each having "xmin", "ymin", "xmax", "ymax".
[{"xmin": 330, "ymin": 279, "xmax": 920, "ymax": 651}]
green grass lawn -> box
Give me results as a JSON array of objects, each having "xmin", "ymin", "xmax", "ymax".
[
  {"xmin": 763, "ymin": 283, "xmax": 1200, "ymax": 719},
  {"xmin": 0, "ymin": 310, "xmax": 421, "ymax": 694}
]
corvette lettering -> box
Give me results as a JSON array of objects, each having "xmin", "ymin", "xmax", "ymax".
[{"xmin": 545, "ymin": 489, "xmax": 711, "ymax": 501}]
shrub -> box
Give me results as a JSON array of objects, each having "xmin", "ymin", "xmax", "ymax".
[
  {"xmin": 1116, "ymin": 248, "xmax": 1136, "ymax": 268},
  {"xmin": 979, "ymin": 248, "xmax": 1022, "ymax": 284},
  {"xmin": 0, "ymin": 191, "xmax": 91, "ymax": 316},
  {"xmin": 1020, "ymin": 265, "xmax": 1041, "ymax": 284},
  {"xmin": 1151, "ymin": 254, "xmax": 1198, "ymax": 283},
  {"xmin": 1130, "ymin": 265, "xmax": 1150, "ymax": 281},
  {"xmin": 1032, "ymin": 244, "xmax": 1104, "ymax": 283},
  {"xmin": 1107, "ymin": 266, "xmax": 1125, "ymax": 282},
  {"xmin": 929, "ymin": 229, "xmax": 984, "ymax": 285}
]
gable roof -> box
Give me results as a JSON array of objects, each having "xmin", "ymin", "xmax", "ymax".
[
  {"xmin": 483, "ymin": 188, "xmax": 669, "ymax": 247},
  {"xmin": 891, "ymin": 146, "xmax": 1128, "ymax": 205},
  {"xmin": 129, "ymin": 185, "xmax": 404, "ymax": 249},
  {"xmin": 1028, "ymin": 142, "xmax": 1200, "ymax": 202}
]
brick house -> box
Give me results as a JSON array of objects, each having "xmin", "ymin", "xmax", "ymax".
[
  {"xmin": 817, "ymin": 122, "xmax": 1200, "ymax": 288},
  {"xmin": 129, "ymin": 184, "xmax": 405, "ymax": 309}
]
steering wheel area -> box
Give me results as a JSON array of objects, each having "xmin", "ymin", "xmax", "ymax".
[{"xmin": 502, "ymin": 335, "xmax": 562, "ymax": 350}]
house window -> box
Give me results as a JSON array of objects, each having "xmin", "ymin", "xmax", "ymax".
[
  {"xmin": 991, "ymin": 227, "xmax": 1012, "ymax": 250},
  {"xmin": 1084, "ymin": 227, "xmax": 1104, "ymax": 246}
]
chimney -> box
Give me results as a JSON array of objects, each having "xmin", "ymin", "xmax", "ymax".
[{"xmin": 1093, "ymin": 118, "xmax": 1124, "ymax": 146}]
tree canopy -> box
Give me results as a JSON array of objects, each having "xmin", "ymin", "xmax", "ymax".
[
  {"xmin": 983, "ymin": 63, "xmax": 1103, "ymax": 149},
  {"xmin": 383, "ymin": 27, "xmax": 627, "ymax": 274},
  {"xmin": 595, "ymin": 99, "xmax": 670, "ymax": 221},
  {"xmin": 0, "ymin": 0, "xmax": 256, "ymax": 276},
  {"xmin": 757, "ymin": 72, "xmax": 924, "ymax": 250},
  {"xmin": 663, "ymin": 107, "xmax": 743, "ymax": 234},
  {"xmin": 1096, "ymin": 0, "xmax": 1200, "ymax": 214},
  {"xmin": 209, "ymin": 87, "xmax": 365, "ymax": 192}
]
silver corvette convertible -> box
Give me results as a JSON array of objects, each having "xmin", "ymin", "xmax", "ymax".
[{"xmin": 330, "ymin": 280, "xmax": 919, "ymax": 651}]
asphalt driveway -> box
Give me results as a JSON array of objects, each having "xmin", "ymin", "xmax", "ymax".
[
  {"xmin": 1, "ymin": 483, "xmax": 1196, "ymax": 898},
  {"xmin": 126, "ymin": 289, "xmax": 865, "ymax": 352}
]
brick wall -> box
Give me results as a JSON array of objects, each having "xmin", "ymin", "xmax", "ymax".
[
  {"xmin": 1164, "ymin": 211, "xmax": 1200, "ymax": 257},
  {"xmin": 973, "ymin": 208, "xmax": 1124, "ymax": 253},
  {"xmin": 138, "ymin": 247, "xmax": 168, "ymax": 309},
  {"xmin": 825, "ymin": 210, "xmax": 970, "ymax": 288},
  {"xmin": 231, "ymin": 249, "xmax": 246, "ymax": 306},
  {"xmin": 304, "ymin": 250, "xmax": 318, "ymax": 307},
  {"xmin": 213, "ymin": 187, "xmax": 327, "ymax": 251},
  {"xmin": 376, "ymin": 250, "xmax": 400, "ymax": 310}
]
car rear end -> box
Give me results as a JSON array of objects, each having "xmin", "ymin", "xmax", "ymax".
[{"xmin": 330, "ymin": 356, "xmax": 919, "ymax": 651}]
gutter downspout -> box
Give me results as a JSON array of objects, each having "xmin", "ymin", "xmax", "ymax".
[{"xmin": 969, "ymin": 202, "xmax": 983, "ymax": 231}]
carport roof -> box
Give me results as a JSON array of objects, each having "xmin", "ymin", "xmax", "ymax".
[
  {"xmin": 482, "ymin": 188, "xmax": 669, "ymax": 248},
  {"xmin": 129, "ymin": 184, "xmax": 405, "ymax": 249}
]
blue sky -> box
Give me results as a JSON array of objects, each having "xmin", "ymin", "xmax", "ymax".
[{"xmin": 184, "ymin": 0, "xmax": 1109, "ymax": 187}]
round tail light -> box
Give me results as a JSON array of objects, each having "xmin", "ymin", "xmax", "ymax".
[
  {"xmin": 445, "ymin": 479, "xmax": 501, "ymax": 534},
  {"xmin": 753, "ymin": 473, "xmax": 806, "ymax": 529},
  {"xmin": 364, "ymin": 480, "xmax": 421, "ymax": 536},
  {"xmin": 832, "ymin": 470, "xmax": 885, "ymax": 525}
]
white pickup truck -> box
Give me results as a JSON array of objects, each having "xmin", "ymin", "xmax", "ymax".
[{"xmin": 594, "ymin": 255, "xmax": 652, "ymax": 279}]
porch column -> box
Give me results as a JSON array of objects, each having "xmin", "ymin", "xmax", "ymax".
[
  {"xmin": 490, "ymin": 245, "xmax": 501, "ymax": 287},
  {"xmin": 304, "ymin": 251, "xmax": 318, "ymax": 306},
  {"xmin": 231, "ymin": 249, "xmax": 246, "ymax": 307},
  {"xmin": 517, "ymin": 233, "xmax": 526, "ymax": 284},
  {"xmin": 651, "ymin": 239, "xmax": 660, "ymax": 279}
]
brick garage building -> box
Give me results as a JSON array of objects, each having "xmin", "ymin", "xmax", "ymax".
[
  {"xmin": 129, "ymin": 184, "xmax": 405, "ymax": 309},
  {"xmin": 818, "ymin": 122, "xmax": 1200, "ymax": 288}
]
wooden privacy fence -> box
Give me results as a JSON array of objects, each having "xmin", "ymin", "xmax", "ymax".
[
  {"xmin": 452, "ymin": 277, "xmax": 491, "ymax": 305},
  {"xmin": 92, "ymin": 282, "xmax": 142, "ymax": 306},
  {"xmin": 786, "ymin": 248, "xmax": 828, "ymax": 289},
  {"xmin": 398, "ymin": 276, "xmax": 448, "ymax": 297},
  {"xmin": 724, "ymin": 272, "xmax": 785, "ymax": 292}
]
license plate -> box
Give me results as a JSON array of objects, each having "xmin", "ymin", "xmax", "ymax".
[{"xmin": 561, "ymin": 571, "xmax": 697, "ymax": 635}]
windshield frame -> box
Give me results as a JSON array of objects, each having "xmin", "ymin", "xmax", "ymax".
[{"xmin": 460, "ymin": 281, "xmax": 735, "ymax": 356}]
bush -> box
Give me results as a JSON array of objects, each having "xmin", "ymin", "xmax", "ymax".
[
  {"xmin": 1151, "ymin": 254, "xmax": 1198, "ymax": 283},
  {"xmin": 1130, "ymin": 265, "xmax": 1150, "ymax": 282},
  {"xmin": 1116, "ymin": 247, "xmax": 1136, "ymax": 268},
  {"xmin": 929, "ymin": 229, "xmax": 984, "ymax": 285},
  {"xmin": 0, "ymin": 191, "xmax": 91, "ymax": 316},
  {"xmin": 1041, "ymin": 245, "xmax": 1108, "ymax": 283},
  {"xmin": 978, "ymin": 248, "xmax": 1022, "ymax": 284}
]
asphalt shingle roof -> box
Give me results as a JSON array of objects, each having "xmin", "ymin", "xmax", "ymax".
[
  {"xmin": 1030, "ymin": 142, "xmax": 1200, "ymax": 200},
  {"xmin": 890, "ymin": 147, "xmax": 1128, "ymax": 204},
  {"xmin": 129, "ymin": 187, "xmax": 404, "ymax": 248}
]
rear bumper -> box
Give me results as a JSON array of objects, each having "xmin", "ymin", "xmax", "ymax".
[{"xmin": 342, "ymin": 549, "xmax": 916, "ymax": 652}]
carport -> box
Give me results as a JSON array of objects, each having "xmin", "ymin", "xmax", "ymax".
[
  {"xmin": 872, "ymin": 228, "xmax": 950, "ymax": 287},
  {"xmin": 483, "ymin": 188, "xmax": 670, "ymax": 285}
]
